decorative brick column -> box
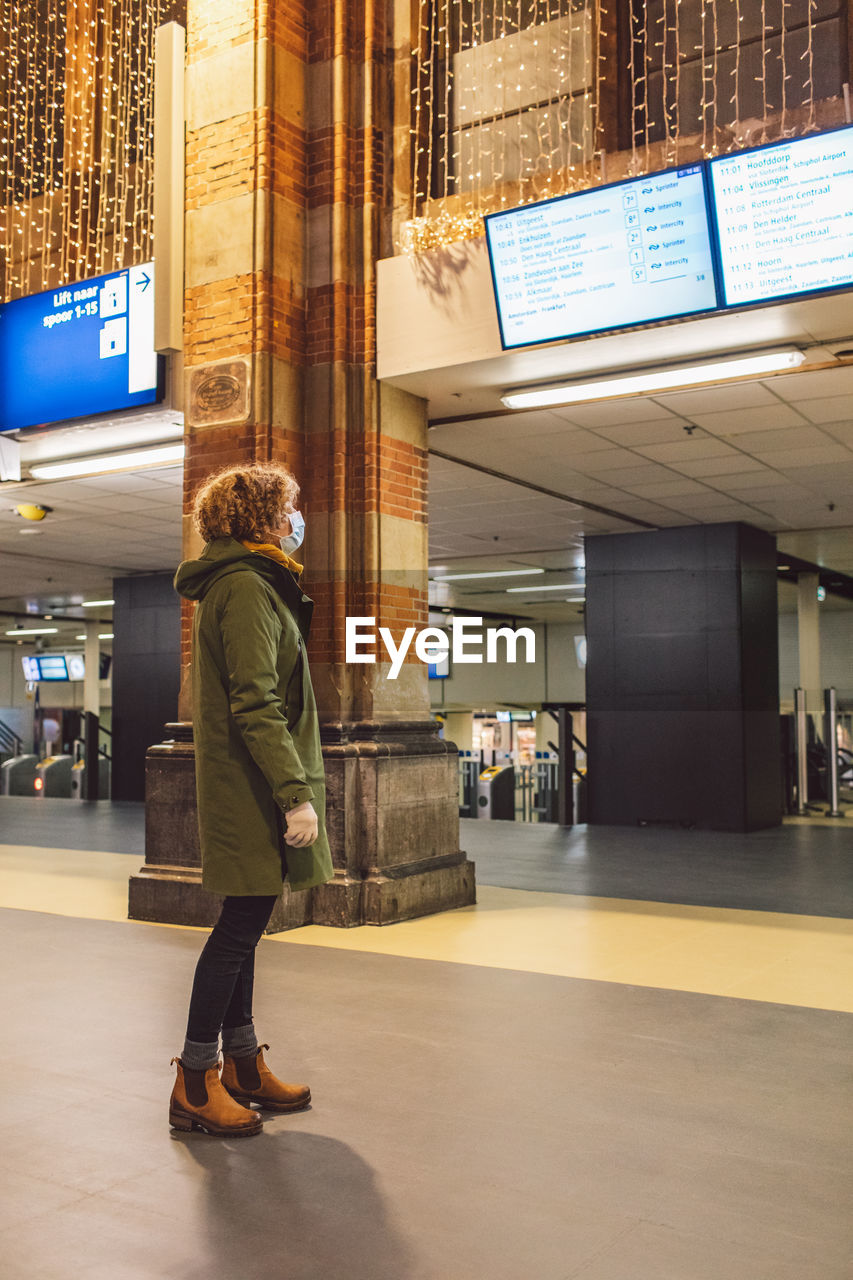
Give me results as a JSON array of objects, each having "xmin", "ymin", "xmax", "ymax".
[{"xmin": 129, "ymin": 0, "xmax": 475, "ymax": 928}]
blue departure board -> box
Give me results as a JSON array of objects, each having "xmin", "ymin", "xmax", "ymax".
[
  {"xmin": 33, "ymin": 655, "xmax": 69, "ymax": 681},
  {"xmin": 484, "ymin": 166, "xmax": 719, "ymax": 348},
  {"xmin": 709, "ymin": 126, "xmax": 853, "ymax": 307},
  {"xmin": 0, "ymin": 262, "xmax": 161, "ymax": 432}
]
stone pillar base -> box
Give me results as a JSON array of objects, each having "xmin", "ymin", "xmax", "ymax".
[
  {"xmin": 128, "ymin": 865, "xmax": 313, "ymax": 932},
  {"xmin": 129, "ymin": 721, "xmax": 476, "ymax": 930},
  {"xmin": 313, "ymin": 855, "xmax": 476, "ymax": 927}
]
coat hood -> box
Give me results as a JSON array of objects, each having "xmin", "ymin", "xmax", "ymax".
[
  {"xmin": 174, "ymin": 536, "xmax": 315, "ymax": 640},
  {"xmin": 173, "ymin": 537, "xmax": 260, "ymax": 601}
]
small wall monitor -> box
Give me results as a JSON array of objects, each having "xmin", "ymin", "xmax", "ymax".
[
  {"xmin": 34, "ymin": 655, "xmax": 69, "ymax": 681},
  {"xmin": 20, "ymin": 652, "xmax": 112, "ymax": 682},
  {"xmin": 0, "ymin": 262, "xmax": 161, "ymax": 432},
  {"xmin": 709, "ymin": 125, "xmax": 853, "ymax": 306},
  {"xmin": 428, "ymin": 652, "xmax": 450, "ymax": 679},
  {"xmin": 21, "ymin": 656, "xmax": 40, "ymax": 681},
  {"xmin": 484, "ymin": 165, "xmax": 719, "ymax": 349},
  {"xmin": 66, "ymin": 654, "xmax": 86, "ymax": 681},
  {"xmin": 19, "ymin": 654, "xmax": 93, "ymax": 682}
]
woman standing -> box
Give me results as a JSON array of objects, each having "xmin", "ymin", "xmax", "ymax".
[{"xmin": 169, "ymin": 462, "xmax": 334, "ymax": 1137}]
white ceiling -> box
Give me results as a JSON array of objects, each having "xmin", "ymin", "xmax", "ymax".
[
  {"xmin": 0, "ymin": 466, "xmax": 184, "ymax": 634},
  {"xmin": 427, "ymin": 364, "xmax": 853, "ymax": 620},
  {"xmin": 3, "ymin": 365, "xmax": 853, "ymax": 635},
  {"xmin": 429, "ymin": 365, "xmax": 853, "ymax": 541}
]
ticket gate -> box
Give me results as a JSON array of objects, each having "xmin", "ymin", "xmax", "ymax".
[
  {"xmin": 33, "ymin": 755, "xmax": 73, "ymax": 797},
  {"xmin": 70, "ymin": 756, "xmax": 112, "ymax": 800},
  {"xmin": 0, "ymin": 754, "xmax": 38, "ymax": 796},
  {"xmin": 476, "ymin": 764, "xmax": 515, "ymax": 820}
]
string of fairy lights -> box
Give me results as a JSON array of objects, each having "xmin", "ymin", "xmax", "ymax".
[
  {"xmin": 0, "ymin": 1, "xmax": 831, "ymax": 272},
  {"xmin": 0, "ymin": 0, "xmax": 166, "ymax": 303},
  {"xmin": 405, "ymin": 0, "xmax": 826, "ymax": 252}
]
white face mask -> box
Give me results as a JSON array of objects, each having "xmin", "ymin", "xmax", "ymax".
[{"xmin": 279, "ymin": 510, "xmax": 305, "ymax": 555}]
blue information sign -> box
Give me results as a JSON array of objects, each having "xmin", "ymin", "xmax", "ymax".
[{"xmin": 0, "ymin": 262, "xmax": 161, "ymax": 432}]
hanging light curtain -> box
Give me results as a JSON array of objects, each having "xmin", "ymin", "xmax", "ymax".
[
  {"xmin": 404, "ymin": 0, "xmax": 828, "ymax": 253},
  {"xmin": 1, "ymin": 0, "xmax": 166, "ymax": 302}
]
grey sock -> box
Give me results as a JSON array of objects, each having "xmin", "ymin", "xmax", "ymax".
[
  {"xmin": 222, "ymin": 1023, "xmax": 259, "ymax": 1058},
  {"xmin": 181, "ymin": 1038, "xmax": 221, "ymax": 1071}
]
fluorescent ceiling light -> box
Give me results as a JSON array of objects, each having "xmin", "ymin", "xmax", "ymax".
[
  {"xmin": 506, "ymin": 583, "xmax": 584, "ymax": 593},
  {"xmin": 99, "ymin": 633, "xmax": 114, "ymax": 640},
  {"xmin": 5, "ymin": 626, "xmax": 58, "ymax": 636},
  {"xmin": 432, "ymin": 568, "xmax": 545, "ymax": 582},
  {"xmin": 501, "ymin": 350, "xmax": 807, "ymax": 410},
  {"xmin": 29, "ymin": 443, "xmax": 185, "ymax": 480},
  {"xmin": 81, "ymin": 599, "xmax": 115, "ymax": 607}
]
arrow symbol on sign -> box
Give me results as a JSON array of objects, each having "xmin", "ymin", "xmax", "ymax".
[{"xmin": 137, "ymin": 271, "xmax": 151, "ymax": 291}]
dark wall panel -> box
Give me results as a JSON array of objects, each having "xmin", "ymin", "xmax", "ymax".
[
  {"xmin": 586, "ymin": 523, "xmax": 781, "ymax": 832},
  {"xmin": 111, "ymin": 573, "xmax": 181, "ymax": 802}
]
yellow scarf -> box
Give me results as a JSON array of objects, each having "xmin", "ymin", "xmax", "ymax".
[{"xmin": 241, "ymin": 540, "xmax": 303, "ymax": 576}]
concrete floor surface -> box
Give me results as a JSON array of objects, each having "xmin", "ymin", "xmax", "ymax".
[
  {"xmin": 2, "ymin": 906, "xmax": 852, "ymax": 1280},
  {"xmin": 459, "ymin": 817, "xmax": 853, "ymax": 917},
  {"xmin": 2, "ymin": 797, "xmax": 851, "ymax": 915}
]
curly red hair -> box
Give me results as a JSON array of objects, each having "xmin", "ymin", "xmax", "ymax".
[{"xmin": 192, "ymin": 462, "xmax": 300, "ymax": 543}]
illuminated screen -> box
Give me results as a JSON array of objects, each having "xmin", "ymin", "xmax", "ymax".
[
  {"xmin": 709, "ymin": 126, "xmax": 853, "ymax": 306},
  {"xmin": 21, "ymin": 656, "xmax": 40, "ymax": 681},
  {"xmin": 484, "ymin": 165, "xmax": 719, "ymax": 348},
  {"xmin": 66, "ymin": 654, "xmax": 86, "ymax": 681},
  {"xmin": 35, "ymin": 655, "xmax": 69, "ymax": 681},
  {"xmin": 0, "ymin": 262, "xmax": 161, "ymax": 432}
]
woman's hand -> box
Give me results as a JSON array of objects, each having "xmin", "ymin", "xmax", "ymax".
[{"xmin": 284, "ymin": 801, "xmax": 319, "ymax": 847}]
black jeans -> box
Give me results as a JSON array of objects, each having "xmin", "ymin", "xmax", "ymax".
[{"xmin": 185, "ymin": 895, "xmax": 278, "ymax": 1043}]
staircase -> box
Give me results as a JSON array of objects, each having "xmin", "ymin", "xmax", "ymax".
[{"xmin": 0, "ymin": 717, "xmax": 24, "ymax": 766}]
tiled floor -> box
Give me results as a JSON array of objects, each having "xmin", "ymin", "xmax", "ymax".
[
  {"xmin": 0, "ymin": 795, "xmax": 145, "ymax": 854},
  {"xmin": 1, "ymin": 799, "xmax": 852, "ymax": 1278}
]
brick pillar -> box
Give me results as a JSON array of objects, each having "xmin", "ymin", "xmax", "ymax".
[{"xmin": 129, "ymin": 0, "xmax": 475, "ymax": 929}]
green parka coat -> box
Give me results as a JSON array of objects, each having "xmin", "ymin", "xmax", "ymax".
[{"xmin": 174, "ymin": 537, "xmax": 334, "ymax": 896}]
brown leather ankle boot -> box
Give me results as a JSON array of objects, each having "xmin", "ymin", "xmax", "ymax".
[
  {"xmin": 221, "ymin": 1045, "xmax": 311, "ymax": 1112},
  {"xmin": 169, "ymin": 1058, "xmax": 263, "ymax": 1136}
]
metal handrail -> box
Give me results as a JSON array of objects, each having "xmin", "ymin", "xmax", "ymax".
[{"xmin": 0, "ymin": 717, "xmax": 23, "ymax": 757}]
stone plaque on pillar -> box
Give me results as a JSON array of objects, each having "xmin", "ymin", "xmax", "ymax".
[{"xmin": 188, "ymin": 358, "xmax": 250, "ymax": 427}]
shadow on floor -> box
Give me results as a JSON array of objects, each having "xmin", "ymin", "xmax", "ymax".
[{"xmin": 174, "ymin": 1128, "xmax": 416, "ymax": 1280}]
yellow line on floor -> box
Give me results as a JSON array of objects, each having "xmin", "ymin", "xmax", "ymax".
[
  {"xmin": 782, "ymin": 814, "xmax": 852, "ymax": 827},
  {"xmin": 1, "ymin": 843, "xmax": 852, "ymax": 1012},
  {"xmin": 0, "ymin": 844, "xmax": 134, "ymax": 923},
  {"xmin": 270, "ymin": 888, "xmax": 853, "ymax": 1014}
]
